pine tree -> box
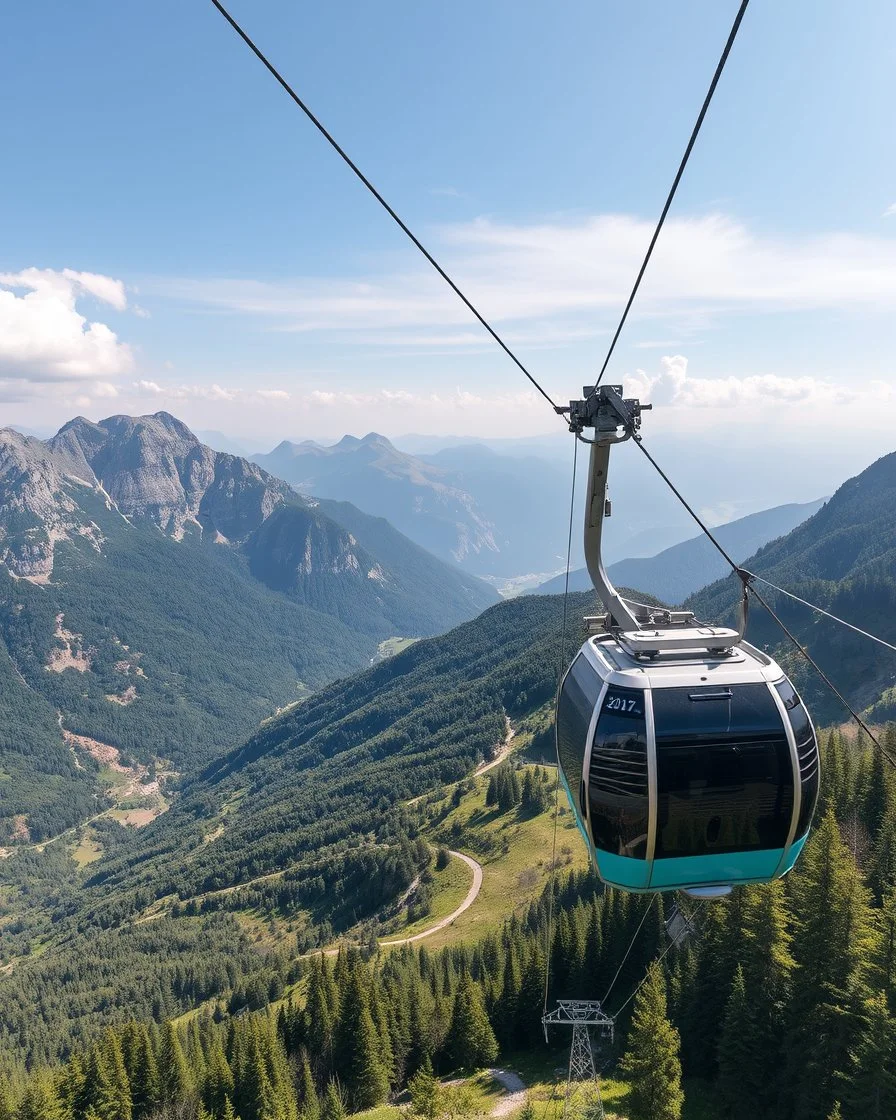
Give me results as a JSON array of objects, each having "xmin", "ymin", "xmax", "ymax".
[
  {"xmin": 0, "ymin": 1077, "xmax": 14, "ymax": 1120},
  {"xmin": 19, "ymin": 1076, "xmax": 67, "ymax": 1120},
  {"xmin": 299, "ymin": 1051, "xmax": 320, "ymax": 1120},
  {"xmin": 408, "ymin": 1057, "xmax": 441, "ymax": 1120},
  {"xmin": 618, "ymin": 964, "xmax": 683, "ymax": 1120},
  {"xmin": 787, "ymin": 810, "xmax": 879, "ymax": 1120},
  {"xmin": 122, "ymin": 1022, "xmax": 160, "ymax": 1120},
  {"xmin": 864, "ymin": 746, "xmax": 891, "ymax": 841},
  {"xmin": 320, "ymin": 1081, "xmax": 345, "ymax": 1120},
  {"xmin": 203, "ymin": 1034, "xmax": 236, "ymax": 1117},
  {"xmin": 158, "ymin": 1021, "xmax": 194, "ymax": 1108},
  {"xmin": 738, "ymin": 882, "xmax": 794, "ymax": 1114},
  {"xmin": 303, "ymin": 958, "xmax": 336, "ymax": 1081},
  {"xmin": 516, "ymin": 946, "xmax": 547, "ymax": 1048},
  {"xmin": 840, "ymin": 991, "xmax": 896, "ymax": 1120},
  {"xmin": 444, "ymin": 974, "xmax": 498, "ymax": 1070},
  {"xmin": 717, "ymin": 967, "xmax": 752, "ymax": 1120},
  {"xmin": 237, "ymin": 1028, "xmax": 278, "ymax": 1120},
  {"xmin": 869, "ymin": 804, "xmax": 896, "ymax": 904},
  {"xmin": 333, "ymin": 963, "xmax": 389, "ymax": 1110}
]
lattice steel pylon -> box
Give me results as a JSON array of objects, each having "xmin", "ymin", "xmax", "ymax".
[{"xmin": 542, "ymin": 1000, "xmax": 615, "ymax": 1120}]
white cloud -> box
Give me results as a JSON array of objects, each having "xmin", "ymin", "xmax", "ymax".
[
  {"xmin": 60, "ymin": 269, "xmax": 128, "ymax": 311},
  {"xmin": 0, "ymin": 267, "xmax": 133, "ymax": 385},
  {"xmin": 625, "ymin": 354, "xmax": 855, "ymax": 410},
  {"xmin": 884, "ymin": 203, "xmax": 896, "ymax": 218},
  {"xmin": 149, "ymin": 212, "xmax": 896, "ymax": 349},
  {"xmin": 255, "ymin": 389, "xmax": 290, "ymax": 401}
]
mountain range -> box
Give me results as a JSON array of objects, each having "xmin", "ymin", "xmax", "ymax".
[
  {"xmin": 0, "ymin": 413, "xmax": 495, "ymax": 843},
  {"xmin": 2, "ymin": 443, "xmax": 896, "ymax": 1066},
  {"xmin": 253, "ymin": 433, "xmax": 597, "ymax": 578},
  {"xmin": 534, "ymin": 498, "xmax": 826, "ymax": 603}
]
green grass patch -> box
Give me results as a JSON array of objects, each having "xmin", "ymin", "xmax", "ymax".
[
  {"xmin": 417, "ymin": 766, "xmax": 588, "ymax": 948},
  {"xmin": 385, "ymin": 851, "xmax": 473, "ymax": 939},
  {"xmin": 71, "ymin": 828, "xmax": 103, "ymax": 867},
  {"xmin": 377, "ymin": 637, "xmax": 419, "ymax": 660},
  {"xmin": 351, "ymin": 1106, "xmax": 404, "ymax": 1120}
]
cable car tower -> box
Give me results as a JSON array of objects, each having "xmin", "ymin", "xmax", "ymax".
[{"xmin": 542, "ymin": 1000, "xmax": 615, "ymax": 1120}]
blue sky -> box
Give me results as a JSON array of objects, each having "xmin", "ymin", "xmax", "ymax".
[{"xmin": 2, "ymin": 0, "xmax": 896, "ymax": 459}]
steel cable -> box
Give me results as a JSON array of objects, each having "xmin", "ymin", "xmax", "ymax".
[
  {"xmin": 208, "ymin": 0, "xmax": 560, "ymax": 411},
  {"xmin": 593, "ymin": 0, "xmax": 750, "ymax": 389},
  {"xmin": 543, "ymin": 436, "xmax": 580, "ymax": 1022}
]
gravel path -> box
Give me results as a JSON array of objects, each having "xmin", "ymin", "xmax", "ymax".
[
  {"xmin": 489, "ymin": 1068, "xmax": 527, "ymax": 1117},
  {"xmin": 380, "ymin": 851, "xmax": 482, "ymax": 945}
]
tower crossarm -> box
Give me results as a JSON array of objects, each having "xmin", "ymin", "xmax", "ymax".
[{"xmin": 542, "ymin": 999, "xmax": 615, "ymax": 1032}]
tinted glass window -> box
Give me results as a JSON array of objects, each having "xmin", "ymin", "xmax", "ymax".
[
  {"xmin": 775, "ymin": 679, "xmax": 819, "ymax": 838},
  {"xmin": 556, "ymin": 654, "xmax": 601, "ymax": 816},
  {"xmin": 652, "ymin": 683, "xmax": 793, "ymax": 859},
  {"xmin": 588, "ymin": 686, "xmax": 649, "ymax": 859}
]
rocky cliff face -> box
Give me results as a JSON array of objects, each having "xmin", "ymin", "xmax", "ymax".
[
  {"xmin": 0, "ymin": 428, "xmax": 103, "ymax": 580},
  {"xmin": 50, "ymin": 412, "xmax": 294, "ymax": 543},
  {"xmin": 0, "ymin": 415, "xmax": 435, "ymax": 603}
]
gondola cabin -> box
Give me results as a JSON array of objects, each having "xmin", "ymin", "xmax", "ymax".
[{"xmin": 557, "ymin": 631, "xmax": 819, "ymax": 896}]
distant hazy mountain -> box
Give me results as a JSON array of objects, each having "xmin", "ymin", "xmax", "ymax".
[
  {"xmin": 253, "ymin": 433, "xmax": 583, "ymax": 576},
  {"xmin": 533, "ymin": 498, "xmax": 826, "ymax": 602},
  {"xmin": 0, "ymin": 413, "xmax": 496, "ymax": 843}
]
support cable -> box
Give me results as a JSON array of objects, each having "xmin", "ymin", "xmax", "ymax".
[
  {"xmin": 600, "ymin": 894, "xmax": 658, "ymax": 1006},
  {"xmin": 742, "ymin": 572, "xmax": 896, "ymax": 656},
  {"xmin": 543, "ymin": 436, "xmax": 579, "ymax": 1022},
  {"xmin": 593, "ymin": 0, "xmax": 750, "ymax": 389},
  {"xmin": 610, "ymin": 899, "xmax": 707, "ymax": 1019},
  {"xmin": 747, "ymin": 584, "xmax": 895, "ymax": 767},
  {"xmin": 208, "ymin": 0, "xmax": 560, "ymax": 412},
  {"xmin": 631, "ymin": 435, "xmax": 893, "ymax": 766}
]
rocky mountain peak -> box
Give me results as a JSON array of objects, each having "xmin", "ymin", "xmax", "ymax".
[{"xmin": 49, "ymin": 412, "xmax": 293, "ymax": 542}]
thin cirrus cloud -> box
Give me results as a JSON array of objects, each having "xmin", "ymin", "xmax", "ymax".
[
  {"xmin": 150, "ymin": 211, "xmax": 896, "ymax": 347},
  {"xmin": 0, "ymin": 267, "xmax": 133, "ymax": 389},
  {"xmin": 130, "ymin": 380, "xmax": 545, "ymax": 414}
]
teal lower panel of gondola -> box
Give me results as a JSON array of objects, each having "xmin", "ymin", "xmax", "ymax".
[
  {"xmin": 647, "ymin": 848, "xmax": 785, "ymax": 890},
  {"xmin": 594, "ymin": 834, "xmax": 811, "ymax": 893},
  {"xmin": 593, "ymin": 850, "xmax": 652, "ymax": 890}
]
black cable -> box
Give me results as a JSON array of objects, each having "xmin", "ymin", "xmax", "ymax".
[
  {"xmin": 610, "ymin": 898, "xmax": 707, "ymax": 1019},
  {"xmin": 747, "ymin": 585, "xmax": 894, "ymax": 766},
  {"xmin": 631, "ymin": 435, "xmax": 894, "ymax": 768},
  {"xmin": 743, "ymin": 572, "xmax": 896, "ymax": 656},
  {"xmin": 632, "ymin": 435, "xmax": 742, "ymax": 573},
  {"xmin": 208, "ymin": 0, "xmax": 560, "ymax": 412},
  {"xmin": 593, "ymin": 0, "xmax": 750, "ymax": 389},
  {"xmin": 543, "ymin": 436, "xmax": 579, "ymax": 1023}
]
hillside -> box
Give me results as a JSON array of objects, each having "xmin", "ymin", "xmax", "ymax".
[
  {"xmin": 534, "ymin": 498, "xmax": 824, "ymax": 602},
  {"xmin": 0, "ymin": 591, "xmax": 590, "ymax": 1061},
  {"xmin": 0, "ymin": 415, "xmax": 496, "ymax": 843},
  {"xmin": 688, "ymin": 451, "xmax": 896, "ymax": 721}
]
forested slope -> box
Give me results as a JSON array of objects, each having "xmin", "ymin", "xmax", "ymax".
[
  {"xmin": 0, "ymin": 416, "xmax": 496, "ymax": 843},
  {"xmin": 0, "ymin": 592, "xmax": 586, "ymax": 1060},
  {"xmin": 688, "ymin": 451, "xmax": 896, "ymax": 722}
]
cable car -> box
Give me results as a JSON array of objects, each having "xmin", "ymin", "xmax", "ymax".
[{"xmin": 557, "ymin": 386, "xmax": 820, "ymax": 897}]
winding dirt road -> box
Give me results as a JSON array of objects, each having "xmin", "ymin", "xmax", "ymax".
[{"xmin": 380, "ymin": 851, "xmax": 482, "ymax": 946}]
